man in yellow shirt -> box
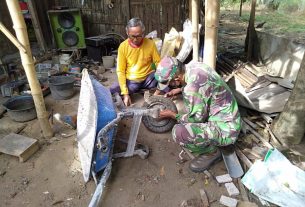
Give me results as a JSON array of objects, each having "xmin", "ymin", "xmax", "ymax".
[{"xmin": 110, "ymin": 18, "xmax": 161, "ymax": 106}]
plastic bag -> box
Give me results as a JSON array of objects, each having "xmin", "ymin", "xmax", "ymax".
[{"xmin": 242, "ymin": 149, "xmax": 305, "ymax": 207}]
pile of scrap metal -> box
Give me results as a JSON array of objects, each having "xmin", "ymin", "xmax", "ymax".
[
  {"xmin": 215, "ymin": 52, "xmax": 305, "ymax": 207},
  {"xmin": 216, "ymin": 52, "xmax": 292, "ymax": 115}
]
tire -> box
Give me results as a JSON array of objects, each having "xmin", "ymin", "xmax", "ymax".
[{"xmin": 142, "ymin": 96, "xmax": 178, "ymax": 133}]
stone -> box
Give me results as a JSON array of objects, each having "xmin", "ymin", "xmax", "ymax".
[
  {"xmin": 225, "ymin": 182, "xmax": 240, "ymax": 196},
  {"xmin": 216, "ymin": 174, "xmax": 232, "ymax": 183},
  {"xmin": 219, "ymin": 195, "xmax": 238, "ymax": 207}
]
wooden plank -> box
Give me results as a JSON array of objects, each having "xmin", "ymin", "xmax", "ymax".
[
  {"xmin": 238, "ymin": 178, "xmax": 249, "ymax": 202},
  {"xmin": 199, "ymin": 188, "xmax": 209, "ymax": 207},
  {"xmin": 243, "ymin": 122, "xmax": 273, "ymax": 149},
  {"xmin": 265, "ymin": 124, "xmax": 283, "ymax": 146},
  {"xmin": 19, "ymin": 141, "xmax": 39, "ymax": 162},
  {"xmin": 0, "ymin": 133, "xmax": 39, "ymax": 162},
  {"xmin": 235, "ymin": 147, "xmax": 253, "ymax": 168}
]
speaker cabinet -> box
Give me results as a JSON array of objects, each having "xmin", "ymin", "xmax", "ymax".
[{"xmin": 48, "ymin": 9, "xmax": 85, "ymax": 50}]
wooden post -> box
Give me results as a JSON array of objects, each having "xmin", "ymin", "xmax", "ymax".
[
  {"xmin": 204, "ymin": 0, "xmax": 220, "ymax": 69},
  {"xmin": 192, "ymin": 0, "xmax": 199, "ymax": 61},
  {"xmin": 247, "ymin": 0, "xmax": 256, "ymax": 61},
  {"xmin": 189, "ymin": 0, "xmax": 193, "ymax": 20},
  {"xmin": 6, "ymin": 0, "xmax": 53, "ymax": 138},
  {"xmin": 27, "ymin": 0, "xmax": 46, "ymax": 52}
]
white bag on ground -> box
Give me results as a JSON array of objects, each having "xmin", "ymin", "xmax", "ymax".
[{"xmin": 242, "ymin": 149, "xmax": 305, "ymax": 207}]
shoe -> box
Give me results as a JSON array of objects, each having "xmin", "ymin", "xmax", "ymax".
[{"xmin": 189, "ymin": 148, "xmax": 222, "ymax": 173}]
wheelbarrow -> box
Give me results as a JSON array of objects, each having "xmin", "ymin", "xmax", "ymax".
[{"xmin": 77, "ymin": 70, "xmax": 176, "ymax": 206}]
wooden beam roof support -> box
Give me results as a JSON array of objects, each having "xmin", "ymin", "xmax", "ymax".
[
  {"xmin": 6, "ymin": 0, "xmax": 53, "ymax": 138},
  {"xmin": 27, "ymin": 0, "xmax": 46, "ymax": 52},
  {"xmin": 204, "ymin": 0, "xmax": 220, "ymax": 69},
  {"xmin": 192, "ymin": 0, "xmax": 199, "ymax": 61}
]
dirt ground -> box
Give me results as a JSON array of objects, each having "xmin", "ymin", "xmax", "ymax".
[
  {"xmin": 1, "ymin": 9, "xmax": 303, "ymax": 207},
  {"xmin": 0, "ymin": 69, "xmax": 233, "ymax": 207}
]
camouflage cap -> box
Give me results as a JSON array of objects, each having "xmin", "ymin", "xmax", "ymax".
[{"xmin": 154, "ymin": 56, "xmax": 178, "ymax": 91}]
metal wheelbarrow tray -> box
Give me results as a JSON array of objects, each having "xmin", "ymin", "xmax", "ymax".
[{"xmin": 77, "ymin": 70, "xmax": 159, "ymax": 207}]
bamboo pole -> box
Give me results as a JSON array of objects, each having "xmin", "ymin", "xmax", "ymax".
[
  {"xmin": 6, "ymin": 0, "xmax": 53, "ymax": 138},
  {"xmin": 204, "ymin": 0, "xmax": 220, "ymax": 69},
  {"xmin": 0, "ymin": 22, "xmax": 27, "ymax": 53},
  {"xmin": 192, "ymin": 0, "xmax": 199, "ymax": 61}
]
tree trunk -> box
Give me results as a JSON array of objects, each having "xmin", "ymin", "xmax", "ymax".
[
  {"xmin": 272, "ymin": 53, "xmax": 305, "ymax": 145},
  {"xmin": 247, "ymin": 0, "xmax": 256, "ymax": 62},
  {"xmin": 239, "ymin": 0, "xmax": 243, "ymax": 17}
]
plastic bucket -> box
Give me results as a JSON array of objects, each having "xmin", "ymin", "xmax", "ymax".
[
  {"xmin": 3, "ymin": 96, "xmax": 37, "ymax": 122},
  {"xmin": 102, "ymin": 56, "xmax": 115, "ymax": 68},
  {"xmin": 49, "ymin": 76, "xmax": 75, "ymax": 100}
]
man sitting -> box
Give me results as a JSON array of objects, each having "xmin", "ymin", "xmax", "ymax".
[{"xmin": 110, "ymin": 18, "xmax": 160, "ymax": 106}]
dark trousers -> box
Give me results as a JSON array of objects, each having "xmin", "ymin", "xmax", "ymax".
[{"xmin": 110, "ymin": 72, "xmax": 157, "ymax": 94}]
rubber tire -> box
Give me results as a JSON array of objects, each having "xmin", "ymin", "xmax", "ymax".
[{"xmin": 142, "ymin": 96, "xmax": 178, "ymax": 133}]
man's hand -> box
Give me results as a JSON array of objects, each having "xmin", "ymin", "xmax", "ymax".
[
  {"xmin": 153, "ymin": 89, "xmax": 162, "ymax": 96},
  {"xmin": 159, "ymin": 109, "xmax": 176, "ymax": 119},
  {"xmin": 123, "ymin": 94, "xmax": 131, "ymax": 106},
  {"xmin": 164, "ymin": 88, "xmax": 182, "ymax": 98}
]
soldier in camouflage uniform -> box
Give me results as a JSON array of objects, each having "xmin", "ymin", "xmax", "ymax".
[{"xmin": 155, "ymin": 56, "xmax": 241, "ymax": 172}]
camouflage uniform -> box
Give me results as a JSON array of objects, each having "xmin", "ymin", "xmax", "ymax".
[
  {"xmin": 173, "ymin": 62, "xmax": 241, "ymax": 154},
  {"xmin": 155, "ymin": 57, "xmax": 241, "ymax": 154}
]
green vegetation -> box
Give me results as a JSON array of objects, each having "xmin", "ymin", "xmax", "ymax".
[
  {"xmin": 220, "ymin": 0, "xmax": 247, "ymax": 8},
  {"xmin": 240, "ymin": 11, "xmax": 305, "ymax": 34},
  {"xmin": 221, "ymin": 0, "xmax": 305, "ymax": 13},
  {"xmin": 268, "ymin": 0, "xmax": 305, "ymax": 12}
]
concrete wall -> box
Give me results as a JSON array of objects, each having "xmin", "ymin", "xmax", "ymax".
[{"xmin": 257, "ymin": 31, "xmax": 305, "ymax": 82}]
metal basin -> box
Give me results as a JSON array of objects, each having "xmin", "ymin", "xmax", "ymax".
[{"xmin": 3, "ymin": 96, "xmax": 37, "ymax": 122}]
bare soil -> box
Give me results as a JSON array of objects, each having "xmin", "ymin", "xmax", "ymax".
[{"xmin": 0, "ymin": 69, "xmax": 233, "ymax": 207}]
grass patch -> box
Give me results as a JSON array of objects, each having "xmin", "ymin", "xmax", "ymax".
[{"xmin": 240, "ymin": 11, "xmax": 305, "ymax": 34}]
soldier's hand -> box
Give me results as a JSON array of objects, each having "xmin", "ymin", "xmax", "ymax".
[
  {"xmin": 123, "ymin": 94, "xmax": 131, "ymax": 106},
  {"xmin": 164, "ymin": 88, "xmax": 182, "ymax": 98},
  {"xmin": 153, "ymin": 89, "xmax": 162, "ymax": 96},
  {"xmin": 159, "ymin": 109, "xmax": 176, "ymax": 119}
]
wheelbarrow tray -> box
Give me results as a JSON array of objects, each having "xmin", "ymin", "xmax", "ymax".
[{"xmin": 77, "ymin": 70, "xmax": 116, "ymax": 182}]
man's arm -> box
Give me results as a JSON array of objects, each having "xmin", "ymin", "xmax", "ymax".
[
  {"xmin": 117, "ymin": 45, "xmax": 128, "ymax": 95},
  {"xmin": 177, "ymin": 85, "xmax": 208, "ymax": 123},
  {"xmin": 151, "ymin": 41, "xmax": 161, "ymax": 67}
]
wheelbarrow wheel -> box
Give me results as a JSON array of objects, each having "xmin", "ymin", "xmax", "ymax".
[{"xmin": 142, "ymin": 96, "xmax": 178, "ymax": 133}]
